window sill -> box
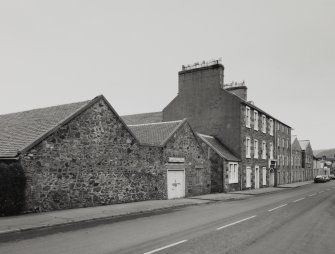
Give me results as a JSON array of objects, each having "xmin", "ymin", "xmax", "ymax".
[{"xmin": 229, "ymin": 181, "xmax": 239, "ymax": 184}]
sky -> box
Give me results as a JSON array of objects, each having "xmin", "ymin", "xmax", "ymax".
[{"xmin": 0, "ymin": 0, "xmax": 334, "ymax": 150}]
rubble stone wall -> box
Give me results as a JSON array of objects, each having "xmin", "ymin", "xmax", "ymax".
[{"xmin": 21, "ymin": 99, "xmax": 166, "ymax": 213}]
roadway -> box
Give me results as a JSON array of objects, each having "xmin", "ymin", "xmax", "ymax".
[{"xmin": 1, "ymin": 181, "xmax": 334, "ymax": 254}]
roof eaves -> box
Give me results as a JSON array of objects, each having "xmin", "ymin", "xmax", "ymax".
[{"xmin": 197, "ymin": 133, "xmax": 240, "ymax": 161}]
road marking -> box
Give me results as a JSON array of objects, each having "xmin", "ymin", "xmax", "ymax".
[
  {"xmin": 216, "ymin": 215, "xmax": 257, "ymax": 230},
  {"xmin": 293, "ymin": 198, "xmax": 305, "ymax": 203},
  {"xmin": 143, "ymin": 240, "xmax": 188, "ymax": 254},
  {"xmin": 268, "ymin": 204, "xmax": 287, "ymax": 212},
  {"xmin": 308, "ymin": 193, "xmax": 316, "ymax": 197},
  {"xmin": 319, "ymin": 191, "xmax": 324, "ymax": 193}
]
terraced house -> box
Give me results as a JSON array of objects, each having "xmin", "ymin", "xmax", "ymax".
[{"xmin": 134, "ymin": 60, "xmax": 292, "ymax": 191}]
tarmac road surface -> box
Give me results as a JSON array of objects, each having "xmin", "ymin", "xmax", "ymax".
[{"xmin": 1, "ymin": 181, "xmax": 334, "ymax": 254}]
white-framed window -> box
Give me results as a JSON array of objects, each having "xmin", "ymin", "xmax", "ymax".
[
  {"xmin": 269, "ymin": 142, "xmax": 274, "ymax": 159},
  {"xmin": 277, "ymin": 122, "xmax": 280, "ymax": 131},
  {"xmin": 282, "ymin": 138, "xmax": 285, "ymax": 148},
  {"xmin": 254, "ymin": 110, "xmax": 259, "ymax": 131},
  {"xmin": 254, "ymin": 139, "xmax": 259, "ymax": 159},
  {"xmin": 228, "ymin": 162, "xmax": 239, "ymax": 184},
  {"xmin": 245, "ymin": 106, "xmax": 251, "ymax": 128},
  {"xmin": 246, "ymin": 166, "xmax": 251, "ymax": 188},
  {"xmin": 278, "ymin": 155, "xmax": 280, "ymax": 165},
  {"xmin": 269, "ymin": 119, "xmax": 273, "ymax": 136},
  {"xmin": 286, "ymin": 140, "xmax": 289, "ymax": 149},
  {"xmin": 262, "ymin": 115, "xmax": 266, "ymax": 133},
  {"xmin": 262, "ymin": 167, "xmax": 267, "ymax": 185},
  {"xmin": 246, "ymin": 137, "xmax": 251, "ymax": 158},
  {"xmin": 277, "ymin": 137, "xmax": 280, "ymax": 147},
  {"xmin": 262, "ymin": 141, "xmax": 266, "ymax": 159}
]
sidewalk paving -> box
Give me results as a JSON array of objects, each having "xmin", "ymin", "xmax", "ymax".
[{"xmin": 0, "ymin": 181, "xmax": 313, "ymax": 236}]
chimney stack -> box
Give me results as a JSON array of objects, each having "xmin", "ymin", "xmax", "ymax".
[{"xmin": 224, "ymin": 81, "xmax": 247, "ymax": 101}]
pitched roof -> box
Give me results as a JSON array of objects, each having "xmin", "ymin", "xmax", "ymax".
[
  {"xmin": 0, "ymin": 95, "xmax": 138, "ymax": 158},
  {"xmin": 298, "ymin": 140, "xmax": 310, "ymax": 150},
  {"xmin": 291, "ymin": 135, "xmax": 297, "ymax": 145},
  {"xmin": 121, "ymin": 112, "xmax": 163, "ymax": 125},
  {"xmin": 0, "ymin": 100, "xmax": 91, "ymax": 158},
  {"xmin": 127, "ymin": 120, "xmax": 185, "ymax": 146},
  {"xmin": 197, "ymin": 133, "xmax": 240, "ymax": 161}
]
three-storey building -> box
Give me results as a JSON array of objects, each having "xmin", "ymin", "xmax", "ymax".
[{"xmin": 163, "ymin": 61, "xmax": 291, "ymax": 190}]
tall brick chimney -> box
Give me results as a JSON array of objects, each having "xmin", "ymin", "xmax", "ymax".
[
  {"xmin": 224, "ymin": 81, "xmax": 247, "ymax": 101},
  {"xmin": 178, "ymin": 60, "xmax": 224, "ymax": 95}
]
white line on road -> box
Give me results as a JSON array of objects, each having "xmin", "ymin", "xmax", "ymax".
[
  {"xmin": 268, "ymin": 204, "xmax": 288, "ymax": 212},
  {"xmin": 293, "ymin": 198, "xmax": 305, "ymax": 203},
  {"xmin": 308, "ymin": 193, "xmax": 317, "ymax": 197},
  {"xmin": 216, "ymin": 215, "xmax": 257, "ymax": 230},
  {"xmin": 143, "ymin": 240, "xmax": 188, "ymax": 254},
  {"xmin": 319, "ymin": 191, "xmax": 324, "ymax": 193}
]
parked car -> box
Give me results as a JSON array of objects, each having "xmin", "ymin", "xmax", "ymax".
[
  {"xmin": 329, "ymin": 174, "xmax": 335, "ymax": 180},
  {"xmin": 314, "ymin": 175, "xmax": 327, "ymax": 183}
]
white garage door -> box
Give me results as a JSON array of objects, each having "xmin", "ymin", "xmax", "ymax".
[{"xmin": 167, "ymin": 170, "xmax": 185, "ymax": 199}]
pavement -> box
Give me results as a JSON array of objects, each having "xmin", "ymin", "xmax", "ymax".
[{"xmin": 0, "ymin": 180, "xmax": 313, "ymax": 236}]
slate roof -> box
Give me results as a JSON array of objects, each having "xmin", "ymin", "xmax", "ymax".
[
  {"xmin": 0, "ymin": 100, "xmax": 92, "ymax": 158},
  {"xmin": 122, "ymin": 112, "xmax": 163, "ymax": 125},
  {"xmin": 197, "ymin": 133, "xmax": 240, "ymax": 161},
  {"xmin": 128, "ymin": 120, "xmax": 185, "ymax": 146},
  {"xmin": 298, "ymin": 140, "xmax": 310, "ymax": 150},
  {"xmin": 0, "ymin": 95, "xmax": 138, "ymax": 158}
]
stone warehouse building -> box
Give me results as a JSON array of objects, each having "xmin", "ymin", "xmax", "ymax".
[{"xmin": 0, "ymin": 95, "xmax": 210, "ymax": 214}]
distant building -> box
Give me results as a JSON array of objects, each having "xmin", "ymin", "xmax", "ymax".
[
  {"xmin": 291, "ymin": 136, "xmax": 303, "ymax": 182},
  {"xmin": 299, "ymin": 140, "xmax": 315, "ymax": 180},
  {"xmin": 314, "ymin": 148, "xmax": 335, "ymax": 175}
]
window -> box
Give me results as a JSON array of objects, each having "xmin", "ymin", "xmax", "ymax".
[
  {"xmin": 228, "ymin": 162, "xmax": 239, "ymax": 184},
  {"xmin": 262, "ymin": 115, "xmax": 266, "ymax": 133},
  {"xmin": 195, "ymin": 168, "xmax": 201, "ymax": 184},
  {"xmin": 254, "ymin": 110, "xmax": 259, "ymax": 130},
  {"xmin": 286, "ymin": 140, "xmax": 289, "ymax": 149},
  {"xmin": 262, "ymin": 167, "xmax": 267, "ymax": 185},
  {"xmin": 269, "ymin": 142, "xmax": 274, "ymax": 159},
  {"xmin": 254, "ymin": 139, "xmax": 259, "ymax": 159},
  {"xmin": 262, "ymin": 141, "xmax": 266, "ymax": 159},
  {"xmin": 277, "ymin": 137, "xmax": 280, "ymax": 147},
  {"xmin": 277, "ymin": 122, "xmax": 280, "ymax": 131},
  {"xmin": 282, "ymin": 138, "xmax": 285, "ymax": 148},
  {"xmin": 269, "ymin": 119, "xmax": 273, "ymax": 136},
  {"xmin": 246, "ymin": 137, "xmax": 251, "ymax": 158},
  {"xmin": 245, "ymin": 106, "xmax": 251, "ymax": 128},
  {"xmin": 246, "ymin": 167, "xmax": 251, "ymax": 188}
]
